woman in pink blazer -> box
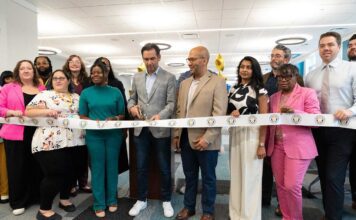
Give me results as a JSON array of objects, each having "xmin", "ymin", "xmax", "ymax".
[
  {"xmin": 0, "ymin": 60, "xmax": 45, "ymax": 216},
  {"xmin": 268, "ymin": 64, "xmax": 320, "ymax": 220}
]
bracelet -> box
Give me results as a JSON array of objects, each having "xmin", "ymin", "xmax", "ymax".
[{"xmin": 258, "ymin": 142, "xmax": 265, "ymax": 147}]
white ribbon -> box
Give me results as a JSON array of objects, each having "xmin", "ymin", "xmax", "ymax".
[{"xmin": 0, "ymin": 114, "xmax": 354, "ymax": 130}]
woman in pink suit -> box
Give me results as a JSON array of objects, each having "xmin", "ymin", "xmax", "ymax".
[
  {"xmin": 267, "ymin": 64, "xmax": 320, "ymax": 220},
  {"xmin": 0, "ymin": 60, "xmax": 45, "ymax": 216}
]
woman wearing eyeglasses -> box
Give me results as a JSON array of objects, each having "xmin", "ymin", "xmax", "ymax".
[
  {"xmin": 63, "ymin": 55, "xmax": 92, "ymax": 196},
  {"xmin": 25, "ymin": 69, "xmax": 84, "ymax": 220},
  {"xmin": 267, "ymin": 64, "xmax": 320, "ymax": 219},
  {"xmin": 227, "ymin": 56, "xmax": 268, "ymax": 220}
]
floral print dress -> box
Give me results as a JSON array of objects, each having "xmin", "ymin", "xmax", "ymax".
[{"xmin": 28, "ymin": 90, "xmax": 85, "ymax": 153}]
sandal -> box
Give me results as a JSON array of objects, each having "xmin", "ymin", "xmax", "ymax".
[
  {"xmin": 95, "ymin": 210, "xmax": 105, "ymax": 218},
  {"xmin": 108, "ymin": 205, "xmax": 117, "ymax": 213}
]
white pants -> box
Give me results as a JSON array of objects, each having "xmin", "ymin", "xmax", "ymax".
[{"xmin": 229, "ymin": 126, "xmax": 263, "ymax": 220}]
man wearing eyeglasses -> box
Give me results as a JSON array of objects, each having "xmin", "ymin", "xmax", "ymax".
[
  {"xmin": 347, "ymin": 34, "xmax": 356, "ymax": 210},
  {"xmin": 173, "ymin": 46, "xmax": 227, "ymax": 220},
  {"xmin": 261, "ymin": 44, "xmax": 304, "ymax": 215},
  {"xmin": 127, "ymin": 43, "xmax": 176, "ymax": 218},
  {"xmin": 305, "ymin": 31, "xmax": 356, "ymax": 220}
]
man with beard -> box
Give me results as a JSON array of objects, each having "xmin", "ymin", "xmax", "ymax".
[
  {"xmin": 347, "ymin": 34, "xmax": 356, "ymax": 210},
  {"xmin": 34, "ymin": 56, "xmax": 52, "ymax": 86},
  {"xmin": 262, "ymin": 44, "xmax": 303, "ymax": 216}
]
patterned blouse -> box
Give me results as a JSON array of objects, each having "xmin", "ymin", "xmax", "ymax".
[
  {"xmin": 227, "ymin": 84, "xmax": 268, "ymax": 115},
  {"xmin": 28, "ymin": 90, "xmax": 85, "ymax": 153}
]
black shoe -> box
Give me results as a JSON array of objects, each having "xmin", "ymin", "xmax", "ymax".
[
  {"xmin": 79, "ymin": 187, "xmax": 92, "ymax": 193},
  {"xmin": 0, "ymin": 199, "xmax": 9, "ymax": 204},
  {"xmin": 58, "ymin": 203, "xmax": 76, "ymax": 212},
  {"xmin": 36, "ymin": 211, "xmax": 62, "ymax": 220}
]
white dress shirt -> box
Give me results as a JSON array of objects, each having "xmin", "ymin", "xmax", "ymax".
[
  {"xmin": 145, "ymin": 67, "xmax": 159, "ymax": 96},
  {"xmin": 305, "ymin": 58, "xmax": 356, "ymax": 115}
]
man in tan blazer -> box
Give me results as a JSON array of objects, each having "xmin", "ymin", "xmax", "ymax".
[{"xmin": 173, "ymin": 46, "xmax": 227, "ymax": 220}]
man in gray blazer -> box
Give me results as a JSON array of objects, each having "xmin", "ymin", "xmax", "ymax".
[{"xmin": 127, "ymin": 43, "xmax": 176, "ymax": 218}]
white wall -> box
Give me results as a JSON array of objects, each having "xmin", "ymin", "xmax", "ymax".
[{"xmin": 0, "ymin": 0, "xmax": 37, "ymax": 71}]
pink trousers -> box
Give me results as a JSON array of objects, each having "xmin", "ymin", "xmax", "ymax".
[{"xmin": 271, "ymin": 147, "xmax": 311, "ymax": 220}]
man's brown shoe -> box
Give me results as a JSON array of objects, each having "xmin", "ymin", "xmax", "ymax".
[
  {"xmin": 175, "ymin": 208, "xmax": 195, "ymax": 220},
  {"xmin": 352, "ymin": 201, "xmax": 356, "ymax": 210},
  {"xmin": 200, "ymin": 214, "xmax": 214, "ymax": 220}
]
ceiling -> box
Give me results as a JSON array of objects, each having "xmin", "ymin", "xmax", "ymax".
[{"xmin": 29, "ymin": 0, "xmax": 356, "ymax": 80}]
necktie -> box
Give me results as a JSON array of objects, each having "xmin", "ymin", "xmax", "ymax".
[{"xmin": 320, "ymin": 65, "xmax": 330, "ymax": 113}]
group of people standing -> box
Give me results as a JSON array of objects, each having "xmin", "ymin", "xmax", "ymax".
[
  {"xmin": 0, "ymin": 55, "xmax": 128, "ymax": 220},
  {"xmin": 0, "ymin": 31, "xmax": 355, "ymax": 220}
]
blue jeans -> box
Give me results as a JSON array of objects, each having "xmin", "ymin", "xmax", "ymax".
[
  {"xmin": 133, "ymin": 128, "xmax": 171, "ymax": 201},
  {"xmin": 180, "ymin": 129, "xmax": 218, "ymax": 215}
]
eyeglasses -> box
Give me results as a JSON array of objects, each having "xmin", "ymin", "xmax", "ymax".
[
  {"xmin": 276, "ymin": 74, "xmax": 294, "ymax": 81},
  {"xmin": 186, "ymin": 57, "xmax": 204, "ymax": 63},
  {"xmin": 52, "ymin": 77, "xmax": 67, "ymax": 81},
  {"xmin": 69, "ymin": 61, "xmax": 81, "ymax": 65},
  {"xmin": 270, "ymin": 54, "xmax": 284, "ymax": 59}
]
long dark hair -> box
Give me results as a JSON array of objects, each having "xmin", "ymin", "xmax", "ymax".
[{"xmin": 237, "ymin": 56, "xmax": 264, "ymax": 95}]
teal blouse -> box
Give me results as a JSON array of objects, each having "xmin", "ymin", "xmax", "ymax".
[{"xmin": 79, "ymin": 85, "xmax": 125, "ymax": 137}]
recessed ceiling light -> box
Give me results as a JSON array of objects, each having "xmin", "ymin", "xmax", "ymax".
[
  {"xmin": 276, "ymin": 37, "xmax": 306, "ymax": 45},
  {"xmin": 181, "ymin": 33, "xmax": 199, "ymax": 39},
  {"xmin": 139, "ymin": 41, "xmax": 171, "ymax": 50},
  {"xmin": 155, "ymin": 43, "xmax": 171, "ymax": 50},
  {"xmin": 329, "ymin": 27, "xmax": 349, "ymax": 34},
  {"xmin": 167, "ymin": 62, "xmax": 185, "ymax": 67},
  {"xmin": 38, "ymin": 46, "xmax": 62, "ymax": 55}
]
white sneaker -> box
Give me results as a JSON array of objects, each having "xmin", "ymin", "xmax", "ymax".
[
  {"xmin": 128, "ymin": 200, "xmax": 147, "ymax": 216},
  {"xmin": 162, "ymin": 201, "xmax": 174, "ymax": 218},
  {"xmin": 12, "ymin": 208, "xmax": 25, "ymax": 216},
  {"xmin": 0, "ymin": 195, "xmax": 8, "ymax": 200}
]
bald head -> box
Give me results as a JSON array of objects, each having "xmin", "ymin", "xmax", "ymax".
[
  {"xmin": 187, "ymin": 46, "xmax": 210, "ymax": 79},
  {"xmin": 190, "ymin": 46, "xmax": 210, "ymax": 62}
]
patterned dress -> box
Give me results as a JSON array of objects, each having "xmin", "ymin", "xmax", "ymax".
[
  {"xmin": 227, "ymin": 83, "xmax": 267, "ymax": 220},
  {"xmin": 28, "ymin": 90, "xmax": 85, "ymax": 153}
]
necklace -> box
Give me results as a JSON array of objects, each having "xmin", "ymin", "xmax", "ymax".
[{"xmin": 55, "ymin": 91, "xmax": 73, "ymax": 109}]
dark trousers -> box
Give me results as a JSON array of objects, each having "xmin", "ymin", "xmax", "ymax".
[
  {"xmin": 350, "ymin": 137, "xmax": 356, "ymax": 202},
  {"xmin": 71, "ymin": 145, "xmax": 89, "ymax": 189},
  {"xmin": 34, "ymin": 147, "xmax": 74, "ymax": 210},
  {"xmin": 262, "ymin": 156, "xmax": 274, "ymax": 205},
  {"xmin": 312, "ymin": 127, "xmax": 355, "ymax": 220},
  {"xmin": 180, "ymin": 129, "xmax": 218, "ymax": 215},
  {"xmin": 4, "ymin": 127, "xmax": 42, "ymax": 209},
  {"xmin": 133, "ymin": 127, "xmax": 171, "ymax": 201}
]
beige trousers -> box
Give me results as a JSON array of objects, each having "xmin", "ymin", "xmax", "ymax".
[{"xmin": 229, "ymin": 126, "xmax": 263, "ymax": 220}]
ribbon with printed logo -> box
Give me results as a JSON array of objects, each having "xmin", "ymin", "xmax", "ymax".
[{"xmin": 0, "ymin": 114, "xmax": 354, "ymax": 130}]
